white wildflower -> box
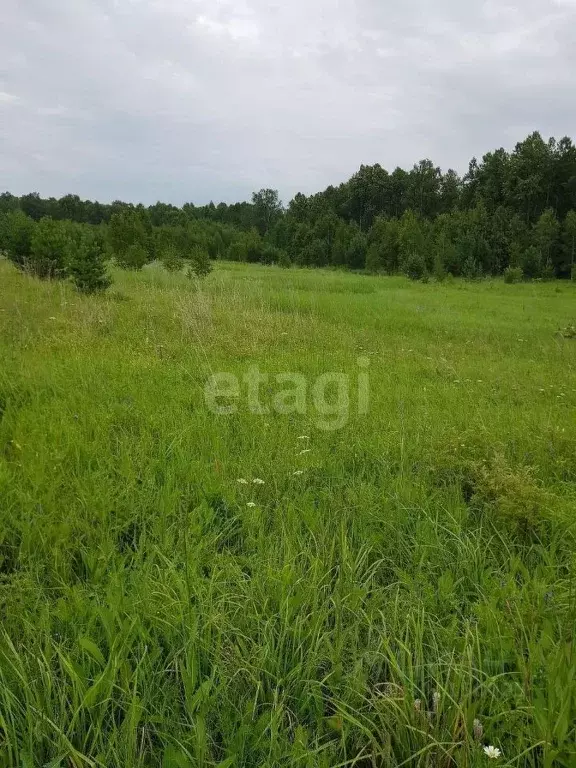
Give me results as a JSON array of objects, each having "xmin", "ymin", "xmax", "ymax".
[
  {"xmin": 293, "ymin": 470, "xmax": 304, "ymax": 476},
  {"xmin": 297, "ymin": 435, "xmax": 310, "ymax": 440},
  {"xmin": 237, "ymin": 478, "xmax": 248, "ymax": 484},
  {"xmin": 246, "ymin": 502, "xmax": 257, "ymax": 508},
  {"xmin": 298, "ymin": 449, "xmax": 311, "ymax": 455},
  {"xmin": 252, "ymin": 478, "xmax": 265, "ymax": 484},
  {"xmin": 413, "ymin": 699, "xmax": 421, "ymax": 712},
  {"xmin": 483, "ymin": 746, "xmax": 501, "ymax": 760}
]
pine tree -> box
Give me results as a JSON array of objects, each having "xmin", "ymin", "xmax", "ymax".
[{"xmin": 68, "ymin": 231, "xmax": 111, "ymax": 293}]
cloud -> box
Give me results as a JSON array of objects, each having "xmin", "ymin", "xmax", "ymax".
[
  {"xmin": 0, "ymin": 91, "xmax": 20, "ymax": 104},
  {"xmin": 0, "ymin": 0, "xmax": 575, "ymax": 204}
]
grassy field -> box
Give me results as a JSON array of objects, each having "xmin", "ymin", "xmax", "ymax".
[{"xmin": 1, "ymin": 259, "xmax": 575, "ymax": 767}]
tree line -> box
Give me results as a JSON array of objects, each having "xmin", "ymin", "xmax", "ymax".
[{"xmin": 1, "ymin": 131, "xmax": 576, "ymax": 291}]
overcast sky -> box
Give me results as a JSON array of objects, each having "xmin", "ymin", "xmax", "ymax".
[{"xmin": 1, "ymin": 0, "xmax": 575, "ymax": 206}]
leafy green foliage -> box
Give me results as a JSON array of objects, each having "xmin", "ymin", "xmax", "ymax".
[
  {"xmin": 251, "ymin": 189, "xmax": 283, "ymax": 235},
  {"xmin": 2, "ymin": 132, "xmax": 576, "ymax": 279},
  {"xmin": 1, "ymin": 210, "xmax": 35, "ymax": 268},
  {"xmin": 187, "ymin": 245, "xmax": 212, "ymax": 278},
  {"xmin": 277, "ymin": 249, "xmax": 291, "ymax": 268},
  {"xmin": 404, "ymin": 251, "xmax": 427, "ymax": 280},
  {"xmin": 29, "ymin": 217, "xmax": 71, "ymax": 279},
  {"xmin": 116, "ymin": 243, "xmax": 149, "ymax": 271},
  {"xmin": 345, "ymin": 232, "xmax": 367, "ymax": 270},
  {"xmin": 563, "ymin": 210, "xmax": 576, "ymax": 275},
  {"xmin": 108, "ymin": 210, "xmax": 151, "ymax": 266},
  {"xmin": 520, "ymin": 245, "xmax": 543, "ymax": 279},
  {"xmin": 161, "ymin": 245, "xmax": 185, "ymax": 273},
  {"xmin": 228, "ymin": 229, "xmax": 264, "ymax": 263},
  {"xmin": 503, "ymin": 265, "xmax": 523, "ymax": 283},
  {"xmin": 469, "ymin": 453, "xmax": 555, "ymax": 538}
]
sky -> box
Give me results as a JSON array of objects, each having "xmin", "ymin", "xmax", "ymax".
[{"xmin": 1, "ymin": 0, "xmax": 576, "ymax": 206}]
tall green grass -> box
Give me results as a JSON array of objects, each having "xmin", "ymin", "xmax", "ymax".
[{"xmin": 0, "ymin": 260, "xmax": 575, "ymax": 766}]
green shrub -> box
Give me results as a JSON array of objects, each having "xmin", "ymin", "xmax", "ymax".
[
  {"xmin": 260, "ymin": 244, "xmax": 286, "ymax": 265},
  {"xmin": 520, "ymin": 245, "xmax": 542, "ymax": 279},
  {"xmin": 404, "ymin": 252, "xmax": 426, "ymax": 281},
  {"xmin": 68, "ymin": 231, "xmax": 111, "ymax": 294},
  {"xmin": 470, "ymin": 453, "xmax": 553, "ymax": 538},
  {"xmin": 29, "ymin": 218, "xmax": 70, "ymax": 279},
  {"xmin": 277, "ymin": 249, "xmax": 291, "ymax": 268},
  {"xmin": 228, "ymin": 230, "xmax": 264, "ymax": 263},
  {"xmin": 1, "ymin": 210, "xmax": 35, "ymax": 269},
  {"xmin": 161, "ymin": 245, "xmax": 185, "ymax": 273},
  {"xmin": 461, "ymin": 254, "xmax": 482, "ymax": 279},
  {"xmin": 187, "ymin": 246, "xmax": 212, "ymax": 278},
  {"xmin": 116, "ymin": 243, "xmax": 149, "ymax": 270},
  {"xmin": 503, "ymin": 266, "xmax": 523, "ymax": 284}
]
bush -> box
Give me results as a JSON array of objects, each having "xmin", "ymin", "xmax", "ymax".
[
  {"xmin": 260, "ymin": 244, "xmax": 284, "ymax": 265},
  {"xmin": 461, "ymin": 254, "xmax": 482, "ymax": 279},
  {"xmin": 187, "ymin": 246, "xmax": 212, "ymax": 279},
  {"xmin": 161, "ymin": 245, "xmax": 185, "ymax": 273},
  {"xmin": 29, "ymin": 218, "xmax": 70, "ymax": 279},
  {"xmin": 469, "ymin": 453, "xmax": 554, "ymax": 539},
  {"xmin": 520, "ymin": 245, "xmax": 542, "ymax": 279},
  {"xmin": 277, "ymin": 249, "xmax": 291, "ymax": 268},
  {"xmin": 228, "ymin": 230, "xmax": 264, "ymax": 263},
  {"xmin": 1, "ymin": 211, "xmax": 35, "ymax": 269},
  {"xmin": 68, "ymin": 231, "xmax": 111, "ymax": 294},
  {"xmin": 503, "ymin": 266, "xmax": 523, "ymax": 284},
  {"xmin": 116, "ymin": 243, "xmax": 149, "ymax": 270},
  {"xmin": 345, "ymin": 233, "xmax": 368, "ymax": 270},
  {"xmin": 541, "ymin": 259, "xmax": 555, "ymax": 281},
  {"xmin": 404, "ymin": 252, "xmax": 427, "ymax": 281}
]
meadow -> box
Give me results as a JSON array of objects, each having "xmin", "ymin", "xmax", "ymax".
[{"xmin": 0, "ymin": 259, "xmax": 575, "ymax": 767}]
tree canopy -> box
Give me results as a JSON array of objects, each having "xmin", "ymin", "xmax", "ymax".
[{"xmin": 2, "ymin": 131, "xmax": 576, "ymax": 281}]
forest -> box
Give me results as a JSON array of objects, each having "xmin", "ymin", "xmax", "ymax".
[{"xmin": 1, "ymin": 130, "xmax": 576, "ymax": 291}]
